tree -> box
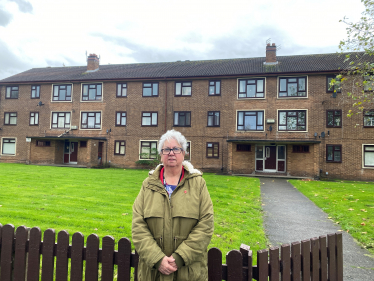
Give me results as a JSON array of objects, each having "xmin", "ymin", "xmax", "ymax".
[{"xmin": 334, "ymin": 0, "xmax": 374, "ymax": 116}]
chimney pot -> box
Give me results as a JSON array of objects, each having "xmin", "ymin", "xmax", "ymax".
[
  {"xmin": 267, "ymin": 43, "xmax": 270, "ymax": 46},
  {"xmin": 266, "ymin": 43, "xmax": 277, "ymax": 63},
  {"xmin": 87, "ymin": 54, "xmax": 100, "ymax": 71},
  {"xmin": 272, "ymin": 43, "xmax": 275, "ymax": 46}
]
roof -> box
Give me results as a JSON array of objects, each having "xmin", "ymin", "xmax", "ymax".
[{"xmin": 0, "ymin": 52, "xmax": 368, "ymax": 83}]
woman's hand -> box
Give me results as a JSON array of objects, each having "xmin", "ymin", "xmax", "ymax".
[{"xmin": 158, "ymin": 256, "xmax": 178, "ymax": 275}]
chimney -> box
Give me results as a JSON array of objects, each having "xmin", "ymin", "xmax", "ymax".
[
  {"xmin": 87, "ymin": 54, "xmax": 99, "ymax": 71},
  {"xmin": 266, "ymin": 43, "xmax": 277, "ymax": 63}
]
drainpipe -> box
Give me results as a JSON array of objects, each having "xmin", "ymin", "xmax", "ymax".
[{"xmin": 164, "ymin": 78, "xmax": 168, "ymax": 133}]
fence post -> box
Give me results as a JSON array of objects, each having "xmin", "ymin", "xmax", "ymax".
[
  {"xmin": 328, "ymin": 233, "xmax": 336, "ymax": 281},
  {"xmin": 56, "ymin": 230, "xmax": 69, "ymax": 281},
  {"xmin": 269, "ymin": 247, "xmax": 279, "ymax": 281},
  {"xmin": 257, "ymin": 249, "xmax": 268, "ymax": 281},
  {"xmin": 85, "ymin": 234, "xmax": 99, "ymax": 281},
  {"xmin": 291, "ymin": 242, "xmax": 301, "ymax": 281},
  {"xmin": 301, "ymin": 239, "xmax": 310, "ymax": 281},
  {"xmin": 27, "ymin": 227, "xmax": 42, "ymax": 281},
  {"xmin": 319, "ymin": 235, "xmax": 327, "ymax": 281},
  {"xmin": 102, "ymin": 236, "xmax": 115, "ymax": 281},
  {"xmin": 1, "ymin": 224, "xmax": 15, "ymax": 281},
  {"xmin": 336, "ymin": 232, "xmax": 343, "ymax": 281},
  {"xmin": 281, "ymin": 244, "xmax": 290, "ymax": 281},
  {"xmin": 71, "ymin": 232, "xmax": 84, "ymax": 281},
  {"xmin": 117, "ymin": 238, "xmax": 132, "ymax": 281},
  {"xmin": 240, "ymin": 244, "xmax": 252, "ymax": 281},
  {"xmin": 310, "ymin": 237, "xmax": 319, "ymax": 281},
  {"xmin": 227, "ymin": 250, "xmax": 242, "ymax": 281},
  {"xmin": 41, "ymin": 228, "xmax": 56, "ymax": 281},
  {"xmin": 208, "ymin": 247, "xmax": 222, "ymax": 281},
  {"xmin": 14, "ymin": 226, "xmax": 28, "ymax": 281}
]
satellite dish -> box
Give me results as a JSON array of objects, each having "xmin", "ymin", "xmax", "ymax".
[{"xmin": 37, "ymin": 101, "xmax": 44, "ymax": 106}]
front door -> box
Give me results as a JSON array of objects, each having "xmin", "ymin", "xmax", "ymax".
[
  {"xmin": 63, "ymin": 141, "xmax": 78, "ymax": 164},
  {"xmin": 98, "ymin": 142, "xmax": 103, "ymax": 165},
  {"xmin": 264, "ymin": 146, "xmax": 276, "ymax": 170}
]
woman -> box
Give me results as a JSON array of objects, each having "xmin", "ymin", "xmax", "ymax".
[{"xmin": 132, "ymin": 130, "xmax": 214, "ymax": 281}]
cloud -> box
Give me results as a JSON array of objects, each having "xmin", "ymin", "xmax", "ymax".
[
  {"xmin": 9, "ymin": 0, "xmax": 33, "ymax": 13},
  {"xmin": 0, "ymin": 9, "xmax": 13, "ymax": 26}
]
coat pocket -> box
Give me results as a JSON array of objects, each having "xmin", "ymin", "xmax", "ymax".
[{"xmin": 176, "ymin": 261, "xmax": 204, "ymax": 281}]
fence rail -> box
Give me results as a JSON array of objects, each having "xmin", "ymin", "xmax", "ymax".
[{"xmin": 0, "ymin": 224, "xmax": 343, "ymax": 281}]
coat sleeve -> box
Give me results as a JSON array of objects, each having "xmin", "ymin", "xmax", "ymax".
[
  {"xmin": 132, "ymin": 181, "xmax": 165, "ymax": 269},
  {"xmin": 174, "ymin": 178, "xmax": 214, "ymax": 266}
]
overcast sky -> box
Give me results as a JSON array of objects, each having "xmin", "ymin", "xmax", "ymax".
[{"xmin": 0, "ymin": 0, "xmax": 365, "ymax": 80}]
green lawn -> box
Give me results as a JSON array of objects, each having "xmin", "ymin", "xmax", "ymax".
[
  {"xmin": 290, "ymin": 179, "xmax": 374, "ymax": 255},
  {"xmin": 0, "ymin": 163, "xmax": 267, "ymax": 263}
]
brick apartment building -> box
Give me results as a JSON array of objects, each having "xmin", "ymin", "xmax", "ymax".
[{"xmin": 1, "ymin": 44, "xmax": 374, "ymax": 180}]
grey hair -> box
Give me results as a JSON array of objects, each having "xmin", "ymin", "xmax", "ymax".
[{"xmin": 158, "ymin": 130, "xmax": 187, "ymax": 154}]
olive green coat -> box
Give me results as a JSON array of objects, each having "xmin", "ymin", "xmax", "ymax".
[{"xmin": 132, "ymin": 161, "xmax": 214, "ymax": 281}]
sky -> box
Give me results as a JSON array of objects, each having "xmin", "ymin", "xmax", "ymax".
[{"xmin": 0, "ymin": 0, "xmax": 366, "ymax": 80}]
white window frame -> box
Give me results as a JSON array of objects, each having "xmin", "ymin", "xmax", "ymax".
[
  {"xmin": 80, "ymin": 111, "xmax": 102, "ymax": 130},
  {"xmin": 80, "ymin": 82, "xmax": 103, "ymax": 102},
  {"xmin": 1, "ymin": 137, "xmax": 17, "ymax": 156},
  {"xmin": 277, "ymin": 109, "xmax": 308, "ymax": 132},
  {"xmin": 362, "ymin": 144, "xmax": 374, "ymax": 169},
  {"xmin": 51, "ymin": 83, "xmax": 73, "ymax": 102},
  {"xmin": 277, "ymin": 76, "xmax": 308, "ymax": 99},
  {"xmin": 237, "ymin": 77, "xmax": 266, "ymax": 99},
  {"xmin": 50, "ymin": 111, "xmax": 71, "ymax": 129},
  {"xmin": 236, "ymin": 110, "xmax": 265, "ymax": 132},
  {"xmin": 139, "ymin": 140, "xmax": 158, "ymax": 160}
]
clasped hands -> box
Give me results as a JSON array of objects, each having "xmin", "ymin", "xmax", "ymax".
[{"xmin": 158, "ymin": 256, "xmax": 178, "ymax": 275}]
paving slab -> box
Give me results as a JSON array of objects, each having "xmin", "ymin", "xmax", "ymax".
[{"xmin": 260, "ymin": 177, "xmax": 374, "ymax": 281}]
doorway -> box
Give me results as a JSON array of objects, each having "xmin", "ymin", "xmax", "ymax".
[{"xmin": 63, "ymin": 141, "xmax": 78, "ymax": 164}]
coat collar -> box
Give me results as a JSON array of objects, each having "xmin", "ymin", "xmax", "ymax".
[{"xmin": 149, "ymin": 161, "xmax": 202, "ymax": 176}]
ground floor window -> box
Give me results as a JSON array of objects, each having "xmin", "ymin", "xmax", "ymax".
[
  {"xmin": 140, "ymin": 141, "xmax": 157, "ymax": 159},
  {"xmin": 36, "ymin": 140, "xmax": 50, "ymax": 147},
  {"xmin": 326, "ymin": 145, "xmax": 342, "ymax": 162},
  {"xmin": 2, "ymin": 138, "xmax": 16, "ymax": 155},
  {"xmin": 237, "ymin": 144, "xmax": 251, "ymax": 151},
  {"xmin": 114, "ymin": 140, "xmax": 126, "ymax": 155},
  {"xmin": 293, "ymin": 145, "xmax": 309, "ymax": 153},
  {"xmin": 363, "ymin": 145, "xmax": 374, "ymax": 167},
  {"xmin": 80, "ymin": 141, "xmax": 87, "ymax": 148},
  {"xmin": 206, "ymin": 142, "xmax": 219, "ymax": 158},
  {"xmin": 184, "ymin": 141, "xmax": 191, "ymax": 161}
]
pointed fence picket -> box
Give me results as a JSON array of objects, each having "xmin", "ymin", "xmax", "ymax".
[{"xmin": 0, "ymin": 224, "xmax": 343, "ymax": 281}]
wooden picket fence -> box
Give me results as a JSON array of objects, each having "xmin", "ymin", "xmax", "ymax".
[{"xmin": 0, "ymin": 224, "xmax": 343, "ymax": 281}]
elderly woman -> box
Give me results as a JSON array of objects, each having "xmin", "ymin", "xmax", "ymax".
[{"xmin": 132, "ymin": 130, "xmax": 214, "ymax": 281}]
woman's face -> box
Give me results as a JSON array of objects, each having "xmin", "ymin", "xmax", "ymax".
[{"xmin": 161, "ymin": 139, "xmax": 185, "ymax": 168}]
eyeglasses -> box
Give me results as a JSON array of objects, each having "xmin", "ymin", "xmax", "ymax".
[{"xmin": 161, "ymin": 147, "xmax": 183, "ymax": 155}]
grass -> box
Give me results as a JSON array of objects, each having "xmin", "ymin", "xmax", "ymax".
[
  {"xmin": 289, "ymin": 179, "xmax": 374, "ymax": 255},
  {"xmin": 0, "ymin": 163, "xmax": 267, "ymax": 263}
]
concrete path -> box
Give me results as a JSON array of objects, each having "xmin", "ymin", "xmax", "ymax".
[{"xmin": 260, "ymin": 177, "xmax": 374, "ymax": 281}]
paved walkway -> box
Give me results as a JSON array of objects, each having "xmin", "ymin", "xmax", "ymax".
[{"xmin": 260, "ymin": 178, "xmax": 374, "ymax": 281}]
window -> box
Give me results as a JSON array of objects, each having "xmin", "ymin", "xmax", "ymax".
[
  {"xmin": 238, "ymin": 78, "xmax": 264, "ymax": 98},
  {"xmin": 31, "ymin": 85, "xmax": 40, "ymax": 99},
  {"xmin": 116, "ymin": 112, "xmax": 127, "ymax": 126},
  {"xmin": 2, "ymin": 138, "xmax": 16, "ymax": 155},
  {"xmin": 140, "ymin": 141, "xmax": 157, "ymax": 159},
  {"xmin": 82, "ymin": 83, "xmax": 102, "ymax": 101},
  {"xmin": 52, "ymin": 112, "xmax": 71, "ymax": 129},
  {"xmin": 364, "ymin": 76, "xmax": 374, "ymax": 91},
  {"xmin": 6, "ymin": 86, "xmax": 19, "ymax": 99},
  {"xmin": 184, "ymin": 141, "xmax": 191, "ymax": 161},
  {"xmin": 364, "ymin": 110, "xmax": 374, "ymax": 127},
  {"xmin": 237, "ymin": 144, "xmax": 251, "ymax": 152},
  {"xmin": 363, "ymin": 145, "xmax": 374, "ymax": 167},
  {"xmin": 117, "ymin": 83, "xmax": 127, "ymax": 97},
  {"xmin": 326, "ymin": 110, "xmax": 342, "ymax": 128},
  {"xmin": 326, "ymin": 145, "xmax": 342, "ymax": 163},
  {"xmin": 293, "ymin": 145, "xmax": 309, "ymax": 153},
  {"xmin": 174, "ymin": 111, "xmax": 191, "ymax": 127},
  {"xmin": 207, "ymin": 111, "xmax": 220, "ymax": 127},
  {"xmin": 80, "ymin": 141, "xmax": 87, "ymax": 148},
  {"xmin": 81, "ymin": 112, "xmax": 101, "ymax": 129},
  {"xmin": 52, "ymin": 84, "xmax": 72, "ymax": 101},
  {"xmin": 114, "ymin": 140, "xmax": 126, "ymax": 155},
  {"xmin": 279, "ymin": 77, "xmax": 307, "ymax": 97},
  {"xmin": 237, "ymin": 111, "xmax": 264, "ymax": 131},
  {"xmin": 175, "ymin": 82, "xmax": 192, "ymax": 96},
  {"xmin": 209, "ymin": 81, "xmax": 221, "ymax": 95},
  {"xmin": 206, "ymin": 142, "xmax": 219, "ymax": 158},
  {"xmin": 326, "ymin": 75, "xmax": 341, "ymax": 93},
  {"xmin": 278, "ymin": 110, "xmax": 306, "ymax": 131},
  {"xmin": 30, "ymin": 112, "xmax": 39, "ymax": 126},
  {"xmin": 142, "ymin": 112, "xmax": 158, "ymax": 126},
  {"xmin": 143, "ymin": 82, "xmax": 158, "ymax": 97},
  {"xmin": 36, "ymin": 141, "xmax": 50, "ymax": 147},
  {"xmin": 4, "ymin": 112, "xmax": 17, "ymax": 125}
]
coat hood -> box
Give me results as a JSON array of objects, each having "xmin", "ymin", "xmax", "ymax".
[{"xmin": 149, "ymin": 161, "xmax": 202, "ymax": 176}]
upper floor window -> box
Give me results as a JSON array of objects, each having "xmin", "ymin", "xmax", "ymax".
[
  {"xmin": 209, "ymin": 80, "xmax": 221, "ymax": 96},
  {"xmin": 237, "ymin": 111, "xmax": 264, "ymax": 131},
  {"xmin": 364, "ymin": 76, "xmax": 374, "ymax": 91},
  {"xmin": 175, "ymin": 82, "xmax": 191, "ymax": 96},
  {"xmin": 51, "ymin": 112, "xmax": 70, "ymax": 129},
  {"xmin": 6, "ymin": 86, "xmax": 19, "ymax": 99},
  {"xmin": 2, "ymin": 138, "xmax": 16, "ymax": 155},
  {"xmin": 31, "ymin": 85, "xmax": 40, "ymax": 99},
  {"xmin": 142, "ymin": 112, "xmax": 158, "ymax": 126},
  {"xmin": 114, "ymin": 140, "xmax": 126, "ymax": 155},
  {"xmin": 326, "ymin": 144, "xmax": 342, "ymax": 163},
  {"xmin": 207, "ymin": 111, "xmax": 220, "ymax": 127},
  {"xmin": 82, "ymin": 83, "xmax": 102, "ymax": 101},
  {"xmin": 363, "ymin": 145, "xmax": 374, "ymax": 168},
  {"xmin": 326, "ymin": 75, "xmax": 341, "ymax": 93},
  {"xmin": 81, "ymin": 112, "xmax": 101, "ymax": 129},
  {"xmin": 116, "ymin": 112, "xmax": 127, "ymax": 126},
  {"xmin": 184, "ymin": 141, "xmax": 191, "ymax": 161},
  {"xmin": 174, "ymin": 111, "xmax": 191, "ymax": 127},
  {"xmin": 143, "ymin": 82, "xmax": 158, "ymax": 97},
  {"xmin": 279, "ymin": 77, "xmax": 307, "ymax": 97},
  {"xmin": 238, "ymin": 78, "xmax": 264, "ymax": 98},
  {"xmin": 117, "ymin": 83, "xmax": 127, "ymax": 97},
  {"xmin": 278, "ymin": 110, "xmax": 306, "ymax": 131},
  {"xmin": 326, "ymin": 110, "xmax": 342, "ymax": 128},
  {"xmin": 206, "ymin": 142, "xmax": 219, "ymax": 158},
  {"xmin": 293, "ymin": 145, "xmax": 309, "ymax": 153},
  {"xmin": 4, "ymin": 112, "xmax": 17, "ymax": 125},
  {"xmin": 364, "ymin": 110, "xmax": 374, "ymax": 127},
  {"xmin": 30, "ymin": 112, "xmax": 39, "ymax": 126},
  {"xmin": 52, "ymin": 84, "xmax": 72, "ymax": 101},
  {"xmin": 140, "ymin": 141, "xmax": 157, "ymax": 159}
]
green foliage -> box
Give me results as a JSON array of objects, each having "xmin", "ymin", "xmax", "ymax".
[
  {"xmin": 135, "ymin": 148, "xmax": 161, "ymax": 169},
  {"xmin": 290, "ymin": 179, "xmax": 374, "ymax": 255},
  {"xmin": 334, "ymin": 0, "xmax": 374, "ymax": 115}
]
